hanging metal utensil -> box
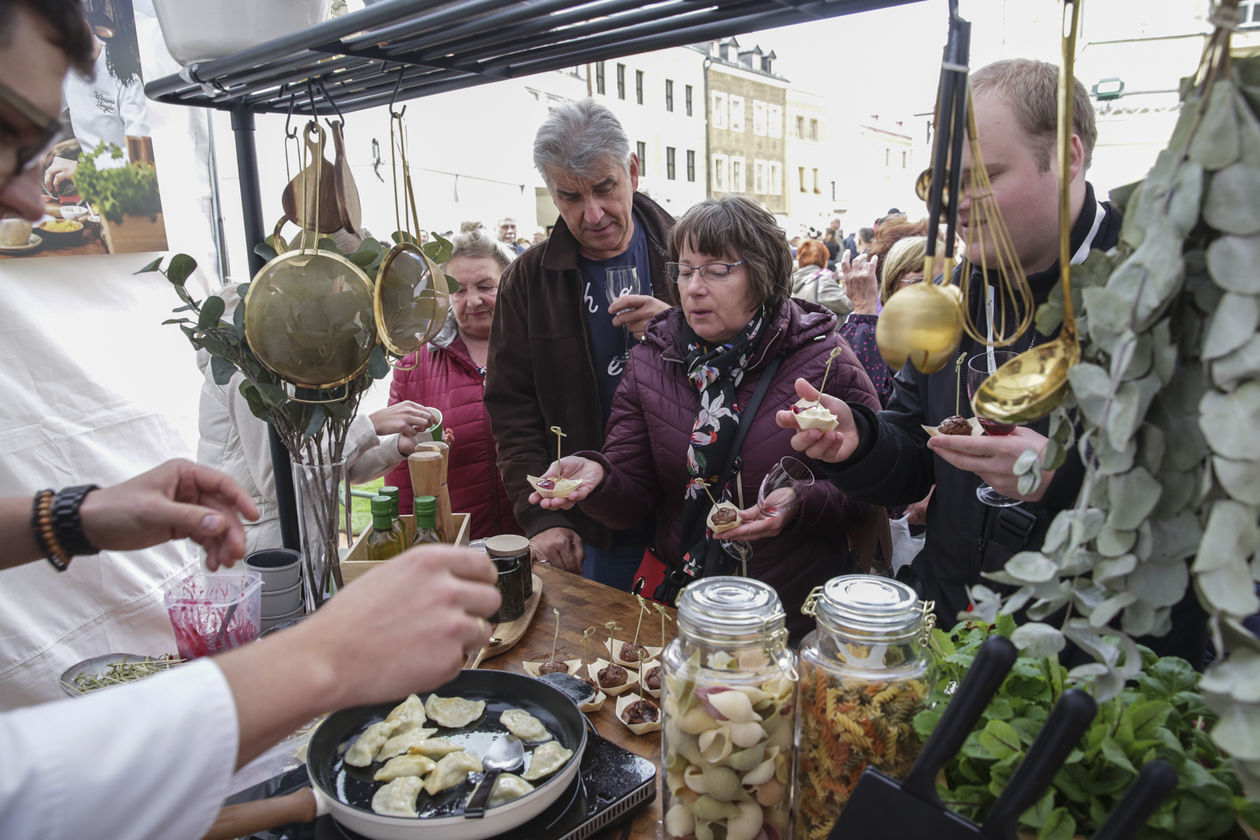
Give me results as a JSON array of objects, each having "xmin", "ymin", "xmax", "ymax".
[
  {"xmin": 373, "ymin": 91, "xmax": 450, "ymax": 365},
  {"xmin": 280, "ymin": 121, "xmax": 347, "ymax": 234},
  {"xmin": 876, "ymin": 1, "xmax": 969, "ymax": 374},
  {"xmin": 246, "ymin": 119, "xmax": 377, "ymax": 396},
  {"xmin": 972, "ymin": 0, "xmax": 1084, "ymax": 424}
]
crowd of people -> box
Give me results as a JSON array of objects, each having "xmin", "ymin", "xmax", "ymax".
[{"xmin": 0, "ymin": 0, "xmax": 1216, "ymax": 835}]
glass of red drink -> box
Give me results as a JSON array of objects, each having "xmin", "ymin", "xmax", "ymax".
[{"xmin": 966, "ymin": 350, "xmax": 1023, "ymax": 507}]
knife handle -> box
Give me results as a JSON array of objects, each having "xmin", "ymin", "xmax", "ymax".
[
  {"xmin": 902, "ymin": 635, "xmax": 1017, "ymax": 803},
  {"xmin": 1093, "ymin": 760, "xmax": 1177, "ymax": 840},
  {"xmin": 981, "ymin": 689, "xmax": 1098, "ymax": 839}
]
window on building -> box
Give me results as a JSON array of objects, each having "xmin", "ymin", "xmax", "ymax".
[
  {"xmin": 796, "ymin": 115, "xmax": 805, "ymax": 138},
  {"xmin": 666, "ymin": 146, "xmax": 676, "ymax": 180},
  {"xmin": 665, "ymin": 79, "xmax": 674, "ymax": 112},
  {"xmin": 714, "ymin": 154, "xmax": 728, "ymax": 192},
  {"xmin": 768, "ymin": 161, "xmax": 782, "ymax": 195},
  {"xmin": 901, "ymin": 149, "xmax": 908, "ymax": 169},
  {"xmin": 616, "ymin": 63, "xmax": 626, "ymax": 99},
  {"xmin": 1243, "ymin": 0, "xmax": 1260, "ymax": 25},
  {"xmin": 687, "ymin": 149, "xmax": 696, "ymax": 182},
  {"xmin": 685, "ymin": 84, "xmax": 693, "ymax": 116},
  {"xmin": 636, "ymin": 69, "xmax": 644, "ymax": 105},
  {"xmin": 768, "ymin": 105, "xmax": 782, "ymax": 138},
  {"xmin": 595, "ymin": 62, "xmax": 605, "ymax": 95},
  {"xmin": 637, "ymin": 141, "xmax": 647, "ymax": 175},
  {"xmin": 732, "ymin": 157, "xmax": 745, "ymax": 192},
  {"xmin": 812, "ymin": 168, "xmax": 821, "ymax": 194},
  {"xmin": 885, "ymin": 148, "xmax": 891, "ymax": 166},
  {"xmin": 753, "ymin": 100, "xmax": 767, "ymax": 136},
  {"xmin": 798, "ymin": 166, "xmax": 806, "ymax": 193},
  {"xmin": 730, "ymin": 96, "xmax": 745, "ymax": 132},
  {"xmin": 712, "ymin": 92, "xmax": 727, "ymax": 129},
  {"xmin": 809, "ymin": 118, "xmax": 818, "ymax": 141},
  {"xmin": 754, "ymin": 159, "xmax": 766, "ymax": 194}
]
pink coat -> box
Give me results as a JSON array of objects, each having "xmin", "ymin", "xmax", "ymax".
[{"xmin": 385, "ymin": 333, "xmax": 522, "ymax": 540}]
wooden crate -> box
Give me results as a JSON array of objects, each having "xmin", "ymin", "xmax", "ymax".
[{"xmin": 340, "ymin": 512, "xmax": 470, "ymax": 585}]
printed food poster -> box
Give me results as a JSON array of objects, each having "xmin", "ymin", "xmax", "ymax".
[{"xmin": 2, "ymin": 0, "xmax": 167, "ymax": 259}]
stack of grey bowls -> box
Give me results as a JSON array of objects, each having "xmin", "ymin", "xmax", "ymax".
[{"xmin": 244, "ymin": 548, "xmax": 304, "ymax": 633}]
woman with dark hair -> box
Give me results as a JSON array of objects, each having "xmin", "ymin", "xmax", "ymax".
[
  {"xmin": 790, "ymin": 238, "xmax": 850, "ymax": 316},
  {"xmin": 529, "ymin": 197, "xmax": 879, "ymax": 636}
]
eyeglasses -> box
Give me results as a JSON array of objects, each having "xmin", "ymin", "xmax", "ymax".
[
  {"xmin": 666, "ymin": 259, "xmax": 746, "ymax": 285},
  {"xmin": 0, "ymin": 78, "xmax": 62, "ymax": 178}
]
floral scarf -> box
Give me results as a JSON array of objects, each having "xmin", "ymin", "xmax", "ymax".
[{"xmin": 679, "ymin": 305, "xmax": 770, "ymax": 579}]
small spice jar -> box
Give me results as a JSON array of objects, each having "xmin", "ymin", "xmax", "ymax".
[
  {"xmin": 660, "ymin": 577, "xmax": 796, "ymax": 840},
  {"xmin": 485, "ymin": 534, "xmax": 532, "ymax": 599},
  {"xmin": 794, "ymin": 575, "xmax": 936, "ymax": 840}
]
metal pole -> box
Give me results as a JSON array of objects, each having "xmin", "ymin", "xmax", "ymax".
[{"xmin": 229, "ymin": 106, "xmax": 301, "ymax": 551}]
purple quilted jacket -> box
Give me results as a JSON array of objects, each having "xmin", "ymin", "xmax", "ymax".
[{"xmin": 578, "ymin": 299, "xmax": 879, "ymax": 637}]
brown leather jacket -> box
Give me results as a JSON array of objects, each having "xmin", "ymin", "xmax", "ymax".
[{"xmin": 484, "ymin": 192, "xmax": 674, "ymax": 546}]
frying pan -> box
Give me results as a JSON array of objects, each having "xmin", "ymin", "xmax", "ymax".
[{"xmin": 204, "ymin": 670, "xmax": 586, "ymax": 840}]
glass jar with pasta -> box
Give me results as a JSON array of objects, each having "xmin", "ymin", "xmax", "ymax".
[
  {"xmin": 793, "ymin": 575, "xmax": 935, "ymax": 840},
  {"xmin": 660, "ymin": 577, "xmax": 796, "ymax": 840}
]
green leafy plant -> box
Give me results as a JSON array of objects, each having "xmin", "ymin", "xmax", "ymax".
[
  {"xmin": 74, "ymin": 142, "xmax": 162, "ymax": 222},
  {"xmin": 914, "ymin": 617, "xmax": 1260, "ymax": 840},
  {"xmin": 968, "ymin": 7, "xmax": 1260, "ymax": 797}
]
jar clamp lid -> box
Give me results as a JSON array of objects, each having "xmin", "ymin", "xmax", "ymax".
[
  {"xmin": 676, "ymin": 576, "xmax": 786, "ymax": 642},
  {"xmin": 802, "ymin": 575, "xmax": 936, "ymax": 644}
]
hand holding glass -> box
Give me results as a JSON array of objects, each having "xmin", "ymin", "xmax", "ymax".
[
  {"xmin": 758, "ymin": 456, "xmax": 815, "ymax": 518},
  {"xmin": 605, "ymin": 266, "xmax": 641, "ymax": 352},
  {"xmin": 966, "ymin": 350, "xmax": 1022, "ymax": 507}
]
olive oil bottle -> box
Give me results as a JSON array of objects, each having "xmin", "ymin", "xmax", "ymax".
[
  {"xmin": 366, "ymin": 495, "xmax": 406, "ymax": 561},
  {"xmin": 379, "ymin": 485, "xmax": 407, "ymax": 545},
  {"xmin": 412, "ymin": 495, "xmax": 443, "ymax": 545}
]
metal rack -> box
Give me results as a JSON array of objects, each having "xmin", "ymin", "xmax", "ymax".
[{"xmin": 144, "ymin": 0, "xmax": 914, "ymax": 550}]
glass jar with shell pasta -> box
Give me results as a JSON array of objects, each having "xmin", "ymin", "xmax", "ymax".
[
  {"xmin": 793, "ymin": 575, "xmax": 936, "ymax": 840},
  {"xmin": 660, "ymin": 577, "xmax": 796, "ymax": 840}
]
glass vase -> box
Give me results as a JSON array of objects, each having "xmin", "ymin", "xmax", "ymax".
[{"xmin": 291, "ymin": 457, "xmax": 350, "ymax": 610}]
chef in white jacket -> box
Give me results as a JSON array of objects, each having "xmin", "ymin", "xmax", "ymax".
[{"xmin": 0, "ymin": 6, "xmax": 500, "ymax": 838}]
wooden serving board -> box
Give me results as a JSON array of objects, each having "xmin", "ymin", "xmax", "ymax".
[{"xmin": 467, "ymin": 573, "xmax": 543, "ymax": 668}]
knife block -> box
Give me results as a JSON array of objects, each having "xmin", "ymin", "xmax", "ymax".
[{"xmin": 408, "ymin": 446, "xmax": 454, "ymax": 541}]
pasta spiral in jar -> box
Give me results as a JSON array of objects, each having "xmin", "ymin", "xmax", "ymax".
[
  {"xmin": 794, "ymin": 575, "xmax": 935, "ymax": 840},
  {"xmin": 660, "ymin": 577, "xmax": 796, "ymax": 840}
]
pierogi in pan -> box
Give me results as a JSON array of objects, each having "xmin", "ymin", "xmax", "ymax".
[
  {"xmin": 423, "ymin": 749, "xmax": 484, "ymax": 796},
  {"xmin": 522, "ymin": 740, "xmax": 573, "ymax": 781},
  {"xmin": 500, "ymin": 708, "xmax": 552, "ymax": 742},
  {"xmin": 371, "ymin": 776, "xmax": 424, "ymax": 817},
  {"xmin": 424, "ymin": 694, "xmax": 487, "ymax": 728}
]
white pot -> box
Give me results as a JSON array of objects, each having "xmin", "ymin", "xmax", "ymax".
[{"xmin": 153, "ymin": 0, "xmax": 332, "ymax": 65}]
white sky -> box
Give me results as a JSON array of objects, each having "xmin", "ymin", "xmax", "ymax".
[{"xmin": 753, "ymin": 0, "xmax": 1072, "ymax": 123}]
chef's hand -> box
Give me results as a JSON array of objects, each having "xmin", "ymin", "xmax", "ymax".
[
  {"xmin": 529, "ymin": 527, "xmax": 584, "ymax": 575},
  {"xmin": 610, "ymin": 294, "xmax": 669, "ymax": 340},
  {"xmin": 42, "ymin": 156, "xmax": 77, "ymax": 196},
  {"xmin": 79, "ymin": 459, "xmax": 259, "ymax": 571},
  {"xmin": 775, "ymin": 379, "xmax": 861, "ymax": 463},
  {"xmin": 928, "ymin": 426, "xmax": 1054, "ymax": 502},
  {"xmin": 218, "ymin": 546, "xmax": 499, "ymax": 768},
  {"xmin": 528, "ymin": 456, "xmax": 605, "ymax": 510}
]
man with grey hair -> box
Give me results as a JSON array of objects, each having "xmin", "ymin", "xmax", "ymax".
[
  {"xmin": 497, "ymin": 216, "xmax": 525, "ymax": 255},
  {"xmin": 486, "ymin": 98, "xmax": 672, "ymax": 587}
]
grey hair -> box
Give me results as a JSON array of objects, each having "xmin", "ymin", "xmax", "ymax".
[
  {"xmin": 444, "ymin": 228, "xmax": 516, "ymax": 272},
  {"xmin": 533, "ymin": 98, "xmax": 632, "ymax": 182}
]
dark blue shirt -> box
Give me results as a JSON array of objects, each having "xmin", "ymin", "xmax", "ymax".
[{"xmin": 577, "ymin": 210, "xmax": 652, "ymax": 428}]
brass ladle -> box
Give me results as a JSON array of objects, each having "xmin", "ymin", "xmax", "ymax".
[{"xmin": 972, "ymin": 0, "xmax": 1082, "ymax": 424}]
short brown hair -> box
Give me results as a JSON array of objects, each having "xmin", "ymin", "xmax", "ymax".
[
  {"xmin": 970, "ymin": 58, "xmax": 1095, "ymax": 171},
  {"xmin": 666, "ymin": 197, "xmax": 793, "ymax": 309},
  {"xmin": 795, "ymin": 238, "xmax": 829, "ymax": 269}
]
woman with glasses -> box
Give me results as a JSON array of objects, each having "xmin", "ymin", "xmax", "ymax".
[
  {"xmin": 384, "ymin": 229, "xmax": 523, "ymax": 540},
  {"xmin": 528, "ymin": 196, "xmax": 879, "ymax": 637}
]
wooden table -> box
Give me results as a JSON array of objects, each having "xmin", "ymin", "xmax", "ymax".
[
  {"xmin": 0, "ymin": 206, "xmax": 109, "ymax": 260},
  {"xmin": 479, "ymin": 562, "xmax": 674, "ymax": 840}
]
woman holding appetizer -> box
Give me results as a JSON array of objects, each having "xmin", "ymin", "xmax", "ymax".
[
  {"xmin": 384, "ymin": 230, "xmax": 522, "ymax": 540},
  {"xmin": 530, "ymin": 197, "xmax": 879, "ymax": 637}
]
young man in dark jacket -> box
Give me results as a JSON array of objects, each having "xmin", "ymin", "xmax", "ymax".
[
  {"xmin": 780, "ymin": 59, "xmax": 1121, "ymax": 622},
  {"xmin": 485, "ymin": 99, "xmax": 673, "ymax": 588}
]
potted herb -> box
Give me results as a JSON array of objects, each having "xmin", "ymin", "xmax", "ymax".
[
  {"xmin": 75, "ymin": 141, "xmax": 166, "ymax": 253},
  {"xmin": 914, "ymin": 617, "xmax": 1260, "ymax": 840}
]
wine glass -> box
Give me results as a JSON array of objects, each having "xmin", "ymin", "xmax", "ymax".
[
  {"xmin": 758, "ymin": 456, "xmax": 815, "ymax": 518},
  {"xmin": 720, "ymin": 537, "xmax": 752, "ymax": 577},
  {"xmin": 605, "ymin": 266, "xmax": 641, "ymax": 360},
  {"xmin": 966, "ymin": 350, "xmax": 1022, "ymax": 507}
]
